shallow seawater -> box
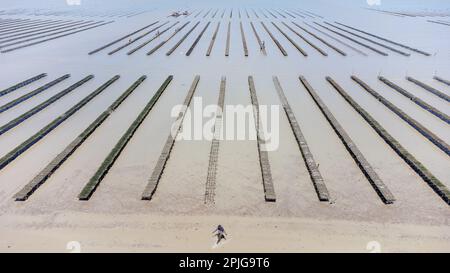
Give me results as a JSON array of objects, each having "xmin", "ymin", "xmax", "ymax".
[{"xmin": 0, "ymin": 0, "xmax": 449, "ymax": 225}]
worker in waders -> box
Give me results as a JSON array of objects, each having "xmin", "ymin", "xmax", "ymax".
[{"xmin": 213, "ymin": 225, "xmax": 227, "ymax": 244}]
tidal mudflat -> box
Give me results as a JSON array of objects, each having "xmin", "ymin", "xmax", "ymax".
[{"xmin": 0, "ymin": 0, "xmax": 449, "ymax": 252}]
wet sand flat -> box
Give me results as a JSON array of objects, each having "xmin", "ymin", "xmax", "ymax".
[{"xmin": 0, "ymin": 0, "xmax": 449, "ymax": 252}]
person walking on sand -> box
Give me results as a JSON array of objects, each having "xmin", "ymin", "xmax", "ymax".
[{"xmin": 213, "ymin": 225, "xmax": 227, "ymax": 244}]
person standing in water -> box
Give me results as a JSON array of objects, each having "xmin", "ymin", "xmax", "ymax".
[{"xmin": 213, "ymin": 225, "xmax": 227, "ymax": 244}]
